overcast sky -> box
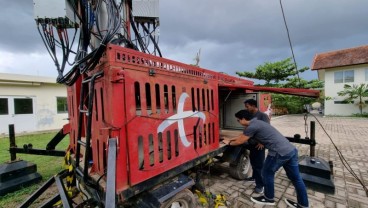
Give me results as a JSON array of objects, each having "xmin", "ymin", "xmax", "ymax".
[{"xmin": 1, "ymin": 0, "xmax": 367, "ymax": 82}]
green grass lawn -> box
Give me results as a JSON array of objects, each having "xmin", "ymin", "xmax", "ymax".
[{"xmin": 0, "ymin": 132, "xmax": 69, "ymax": 207}]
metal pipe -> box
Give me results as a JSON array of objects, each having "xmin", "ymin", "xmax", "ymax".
[
  {"xmin": 9, "ymin": 124, "xmax": 16, "ymax": 161},
  {"xmin": 105, "ymin": 138, "xmax": 117, "ymax": 207},
  {"xmin": 310, "ymin": 121, "xmax": 316, "ymax": 157}
]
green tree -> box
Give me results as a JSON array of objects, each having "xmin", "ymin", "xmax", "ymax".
[
  {"xmin": 281, "ymin": 77, "xmax": 323, "ymax": 89},
  {"xmin": 236, "ymin": 58, "xmax": 323, "ymax": 114},
  {"xmin": 236, "ymin": 57, "xmax": 308, "ymax": 85},
  {"xmin": 271, "ymin": 94, "xmax": 315, "ymax": 114},
  {"xmin": 337, "ymin": 83, "xmax": 368, "ymax": 115}
]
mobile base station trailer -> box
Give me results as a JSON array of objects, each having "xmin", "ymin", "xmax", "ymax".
[
  {"xmin": 12, "ymin": 44, "xmax": 319, "ymax": 207},
  {"xmin": 7, "ymin": 0, "xmax": 320, "ymax": 207}
]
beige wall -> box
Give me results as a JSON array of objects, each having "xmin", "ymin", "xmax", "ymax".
[
  {"xmin": 0, "ymin": 74, "xmax": 68, "ymax": 134},
  {"xmin": 323, "ymin": 64, "xmax": 368, "ymax": 115}
]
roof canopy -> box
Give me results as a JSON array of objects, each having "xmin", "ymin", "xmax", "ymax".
[
  {"xmin": 219, "ymin": 83, "xmax": 320, "ymax": 98},
  {"xmin": 311, "ymin": 45, "xmax": 368, "ymax": 70}
]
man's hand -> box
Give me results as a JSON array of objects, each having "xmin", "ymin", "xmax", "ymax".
[
  {"xmin": 222, "ymin": 138, "xmax": 231, "ymax": 145},
  {"xmin": 255, "ymin": 143, "xmax": 264, "ymax": 150}
]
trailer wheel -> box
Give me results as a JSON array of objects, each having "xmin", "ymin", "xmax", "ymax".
[
  {"xmin": 229, "ymin": 151, "xmax": 251, "ymax": 180},
  {"xmin": 160, "ymin": 189, "xmax": 196, "ymax": 208}
]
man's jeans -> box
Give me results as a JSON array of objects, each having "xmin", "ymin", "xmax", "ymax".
[
  {"xmin": 262, "ymin": 148, "xmax": 309, "ymax": 207},
  {"xmin": 247, "ymin": 143, "xmax": 265, "ymax": 188}
]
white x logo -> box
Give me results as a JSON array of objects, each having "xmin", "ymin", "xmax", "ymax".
[{"xmin": 157, "ymin": 93, "xmax": 206, "ymax": 147}]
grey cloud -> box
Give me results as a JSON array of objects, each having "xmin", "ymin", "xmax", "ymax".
[
  {"xmin": 1, "ymin": 0, "xmax": 367, "ymax": 81},
  {"xmin": 0, "ymin": 1, "xmax": 45, "ymax": 53},
  {"xmin": 159, "ymin": 0, "xmax": 368, "ymax": 80}
]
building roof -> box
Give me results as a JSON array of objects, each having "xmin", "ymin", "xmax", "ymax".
[
  {"xmin": 0, "ymin": 73, "xmax": 57, "ymax": 85},
  {"xmin": 311, "ymin": 45, "xmax": 368, "ymax": 70}
]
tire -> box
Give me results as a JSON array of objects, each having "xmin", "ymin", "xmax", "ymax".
[
  {"xmin": 160, "ymin": 189, "xmax": 196, "ymax": 208},
  {"xmin": 229, "ymin": 150, "xmax": 251, "ymax": 180}
]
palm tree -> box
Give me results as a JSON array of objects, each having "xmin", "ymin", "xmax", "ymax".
[{"xmin": 337, "ymin": 83, "xmax": 368, "ymax": 115}]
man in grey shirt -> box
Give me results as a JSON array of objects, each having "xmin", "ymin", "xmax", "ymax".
[{"xmin": 223, "ymin": 110, "xmax": 309, "ymax": 208}]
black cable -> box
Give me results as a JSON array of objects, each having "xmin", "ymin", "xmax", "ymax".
[
  {"xmin": 93, "ymin": 0, "xmax": 104, "ymax": 42},
  {"xmin": 309, "ymin": 113, "xmax": 368, "ymax": 196},
  {"xmin": 83, "ymin": 0, "xmax": 121, "ymax": 72},
  {"xmin": 67, "ymin": 27, "xmax": 79, "ymax": 65},
  {"xmin": 96, "ymin": 172, "xmax": 106, "ymax": 185},
  {"xmin": 38, "ymin": 23, "xmax": 63, "ymax": 77},
  {"xmin": 57, "ymin": 28, "xmax": 68, "ymax": 74},
  {"xmin": 130, "ymin": 11, "xmax": 148, "ymax": 53},
  {"xmin": 66, "ymin": 0, "xmax": 85, "ymax": 26},
  {"xmin": 141, "ymin": 23, "xmax": 162, "ymax": 57},
  {"xmin": 64, "ymin": 0, "xmax": 121, "ymax": 82},
  {"xmin": 279, "ymin": 0, "xmax": 302, "ymax": 88},
  {"xmin": 77, "ymin": 178, "xmax": 89, "ymax": 200},
  {"xmin": 38, "ymin": 0, "xmax": 155, "ymax": 84},
  {"xmin": 37, "ymin": 24, "xmax": 56, "ymax": 63}
]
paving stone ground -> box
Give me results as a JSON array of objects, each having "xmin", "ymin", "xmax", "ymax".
[{"xmin": 198, "ymin": 114, "xmax": 368, "ymax": 208}]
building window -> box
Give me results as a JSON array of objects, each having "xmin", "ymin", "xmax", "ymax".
[
  {"xmin": 0, "ymin": 98, "xmax": 9, "ymax": 115},
  {"xmin": 344, "ymin": 70, "xmax": 354, "ymax": 82},
  {"xmin": 334, "ymin": 71, "xmax": 343, "ymax": 83},
  {"xmin": 57, "ymin": 97, "xmax": 68, "ymax": 113},
  {"xmin": 14, "ymin": 98, "xmax": 33, "ymax": 114},
  {"xmin": 365, "ymin": 69, "xmax": 368, "ymax": 81},
  {"xmin": 334, "ymin": 70, "xmax": 354, "ymax": 83},
  {"xmin": 334, "ymin": 101, "xmax": 350, "ymax": 104}
]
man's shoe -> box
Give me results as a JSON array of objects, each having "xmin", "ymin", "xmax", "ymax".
[
  {"xmin": 254, "ymin": 186, "xmax": 264, "ymax": 194},
  {"xmin": 284, "ymin": 198, "xmax": 306, "ymax": 208},
  {"xmin": 251, "ymin": 196, "xmax": 275, "ymax": 205},
  {"xmin": 244, "ymin": 177, "xmax": 255, "ymax": 182}
]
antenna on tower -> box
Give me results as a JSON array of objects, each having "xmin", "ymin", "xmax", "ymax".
[{"xmin": 193, "ymin": 48, "xmax": 201, "ymax": 67}]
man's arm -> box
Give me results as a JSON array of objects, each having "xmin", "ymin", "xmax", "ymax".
[{"xmin": 223, "ymin": 134, "xmax": 250, "ymax": 146}]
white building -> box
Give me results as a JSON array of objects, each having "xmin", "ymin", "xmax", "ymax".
[
  {"xmin": 311, "ymin": 45, "xmax": 368, "ymax": 116},
  {"xmin": 0, "ymin": 73, "xmax": 68, "ymax": 134}
]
